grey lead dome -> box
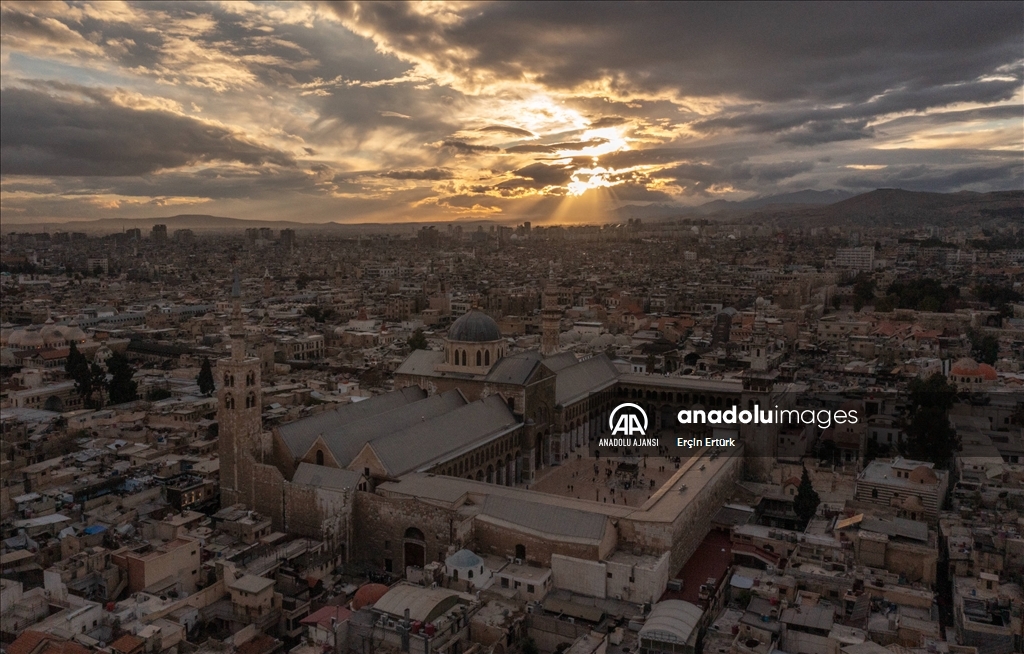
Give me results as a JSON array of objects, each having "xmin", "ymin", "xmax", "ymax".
[{"xmin": 448, "ymin": 310, "xmax": 501, "ymax": 342}]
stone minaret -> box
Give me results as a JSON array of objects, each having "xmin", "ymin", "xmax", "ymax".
[
  {"xmin": 541, "ymin": 272, "xmax": 561, "ymax": 357},
  {"xmin": 750, "ymin": 302, "xmax": 769, "ymax": 373},
  {"xmin": 218, "ymin": 270, "xmax": 263, "ymax": 507}
]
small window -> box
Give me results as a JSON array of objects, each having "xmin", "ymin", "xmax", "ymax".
[
  {"xmin": 468, "ymin": 570, "xmax": 474, "ymax": 579},
  {"xmin": 384, "ymin": 541, "xmax": 391, "ymax": 550},
  {"xmin": 384, "ymin": 558, "xmax": 393, "ymax": 572},
  {"xmin": 527, "ymin": 584, "xmax": 535, "ymax": 593},
  {"xmin": 872, "ymin": 488, "xmax": 878, "ymax": 499}
]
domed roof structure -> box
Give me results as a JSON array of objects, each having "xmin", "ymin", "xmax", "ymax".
[
  {"xmin": 448, "ymin": 310, "xmax": 501, "ymax": 342},
  {"xmin": 950, "ymin": 357, "xmax": 998, "ymax": 382},
  {"xmin": 41, "ymin": 320, "xmax": 65, "ymax": 347},
  {"xmin": 351, "ymin": 583, "xmax": 389, "ymax": 610},
  {"xmin": 11, "ymin": 326, "xmax": 45, "ymax": 349},
  {"xmin": 445, "ymin": 548, "xmax": 483, "ymax": 569},
  {"xmin": 61, "ymin": 323, "xmax": 87, "ymax": 343},
  {"xmin": 950, "ymin": 357, "xmax": 979, "ymax": 376}
]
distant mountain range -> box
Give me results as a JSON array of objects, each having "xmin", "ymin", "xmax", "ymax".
[
  {"xmin": 690, "ymin": 189, "xmax": 858, "ymax": 213},
  {"xmin": 615, "ymin": 188, "xmax": 1022, "ymax": 227},
  {"xmin": 749, "ymin": 188, "xmax": 1023, "ymax": 228},
  {"xmin": 3, "ymin": 188, "xmax": 1021, "ymax": 233}
]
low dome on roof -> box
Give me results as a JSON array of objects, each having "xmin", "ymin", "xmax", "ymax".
[
  {"xmin": 950, "ymin": 357, "xmax": 979, "ymax": 376},
  {"xmin": 592, "ymin": 334, "xmax": 615, "ymax": 348},
  {"xmin": 445, "ymin": 548, "xmax": 483, "ymax": 569},
  {"xmin": 352, "ymin": 583, "xmax": 389, "ymax": 610},
  {"xmin": 448, "ymin": 310, "xmax": 501, "ymax": 342},
  {"xmin": 61, "ymin": 324, "xmax": 87, "ymax": 343},
  {"xmin": 10, "ymin": 327, "xmax": 44, "ymax": 348}
]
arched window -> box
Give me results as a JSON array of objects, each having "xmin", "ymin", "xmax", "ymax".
[
  {"xmin": 224, "ymin": 393, "xmax": 234, "ymax": 409},
  {"xmin": 484, "ymin": 350, "xmax": 490, "ymax": 366},
  {"xmin": 461, "ymin": 350, "xmax": 467, "ymax": 366},
  {"xmin": 316, "ymin": 449, "xmax": 324, "ymax": 465},
  {"xmin": 224, "ymin": 372, "xmax": 232, "ymax": 387},
  {"xmin": 476, "ymin": 351, "xmax": 482, "ymax": 366}
]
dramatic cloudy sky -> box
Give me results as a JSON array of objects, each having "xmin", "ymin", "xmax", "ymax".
[{"xmin": 2, "ymin": 1, "xmax": 1022, "ymax": 224}]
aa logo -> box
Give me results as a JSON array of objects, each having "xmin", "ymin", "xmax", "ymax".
[{"xmin": 609, "ymin": 403, "xmax": 648, "ymax": 436}]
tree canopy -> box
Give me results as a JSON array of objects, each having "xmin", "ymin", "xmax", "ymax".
[
  {"xmin": 407, "ymin": 328, "xmax": 429, "ymax": 351},
  {"xmin": 903, "ymin": 373, "xmax": 959, "ymax": 468},
  {"xmin": 106, "ymin": 352, "xmax": 138, "ymax": 405},
  {"xmin": 793, "ymin": 466, "xmax": 821, "ymax": 527},
  {"xmin": 197, "ymin": 357, "xmax": 216, "ymax": 396}
]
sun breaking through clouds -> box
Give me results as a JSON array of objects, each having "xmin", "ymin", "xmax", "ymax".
[{"xmin": 1, "ymin": 1, "xmax": 1021, "ymax": 224}]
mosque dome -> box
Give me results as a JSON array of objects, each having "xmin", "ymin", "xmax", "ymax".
[
  {"xmin": 11, "ymin": 326, "xmax": 45, "ymax": 349},
  {"xmin": 445, "ymin": 548, "xmax": 483, "ymax": 569},
  {"xmin": 351, "ymin": 583, "xmax": 389, "ymax": 610},
  {"xmin": 61, "ymin": 322, "xmax": 87, "ymax": 343},
  {"xmin": 950, "ymin": 357, "xmax": 979, "ymax": 376},
  {"xmin": 448, "ymin": 310, "xmax": 501, "ymax": 342},
  {"xmin": 41, "ymin": 320, "xmax": 65, "ymax": 347}
]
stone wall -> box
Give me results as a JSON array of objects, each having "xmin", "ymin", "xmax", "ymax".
[
  {"xmin": 473, "ymin": 519, "xmax": 602, "ymax": 566},
  {"xmin": 621, "ymin": 451, "xmax": 743, "ymax": 574},
  {"xmin": 351, "ymin": 491, "xmax": 463, "ymax": 570}
]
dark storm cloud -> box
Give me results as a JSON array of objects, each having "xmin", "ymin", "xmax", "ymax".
[
  {"xmin": 478, "ymin": 125, "xmax": 535, "ymax": 137},
  {"xmin": 659, "ymin": 161, "xmax": 815, "ymax": 191},
  {"xmin": 837, "ymin": 163, "xmax": 1024, "ymax": 191},
  {"xmin": 495, "ymin": 162, "xmax": 574, "ymax": 189},
  {"xmin": 440, "ymin": 140, "xmax": 502, "ymax": 155},
  {"xmin": 0, "ymin": 87, "xmax": 294, "ymax": 176},
  {"xmin": 378, "ymin": 168, "xmax": 454, "ymax": 180},
  {"xmin": 776, "ymin": 121, "xmax": 875, "ymax": 146},
  {"xmin": 4, "ymin": 164, "xmax": 337, "ymax": 201},
  {"xmin": 335, "ymin": 2, "xmax": 1022, "ymax": 103},
  {"xmin": 504, "ymin": 144, "xmax": 556, "ymax": 154},
  {"xmin": 0, "ymin": 7, "xmax": 101, "ymax": 50},
  {"xmin": 588, "ymin": 116, "xmax": 628, "ymax": 128},
  {"xmin": 693, "ymin": 77, "xmax": 1021, "ymax": 141}
]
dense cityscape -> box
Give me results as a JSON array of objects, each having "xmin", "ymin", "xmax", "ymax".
[
  {"xmin": 1, "ymin": 206, "xmax": 1022, "ymax": 654},
  {"xmin": 2, "ymin": 2, "xmax": 1023, "ymax": 654}
]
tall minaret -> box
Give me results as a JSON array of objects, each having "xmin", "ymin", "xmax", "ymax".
[
  {"xmin": 541, "ymin": 267, "xmax": 561, "ymax": 357},
  {"xmin": 750, "ymin": 297, "xmax": 769, "ymax": 373},
  {"xmin": 218, "ymin": 270, "xmax": 263, "ymax": 507}
]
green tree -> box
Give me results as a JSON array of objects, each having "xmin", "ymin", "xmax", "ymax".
[
  {"xmin": 904, "ymin": 407, "xmax": 958, "ymax": 468},
  {"xmin": 106, "ymin": 352, "xmax": 138, "ymax": 404},
  {"xmin": 89, "ymin": 362, "xmax": 107, "ymax": 408},
  {"xmin": 853, "ymin": 274, "xmax": 875, "ymax": 306},
  {"xmin": 407, "ymin": 328, "xmax": 429, "ymax": 351},
  {"xmin": 65, "ymin": 342, "xmax": 95, "ymax": 407},
  {"xmin": 908, "ymin": 373, "xmax": 957, "ymax": 414},
  {"xmin": 146, "ymin": 387, "xmax": 173, "ymax": 401},
  {"xmin": 874, "ymin": 295, "xmax": 896, "ymax": 312},
  {"xmin": 793, "ymin": 466, "xmax": 821, "ymax": 527},
  {"xmin": 968, "ymin": 331, "xmax": 999, "ymax": 365},
  {"xmin": 197, "ymin": 357, "xmax": 216, "ymax": 396},
  {"xmin": 903, "ymin": 374, "xmax": 959, "ymax": 468}
]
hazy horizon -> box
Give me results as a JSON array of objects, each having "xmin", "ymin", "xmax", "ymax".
[{"xmin": 2, "ymin": 2, "xmax": 1022, "ymax": 224}]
